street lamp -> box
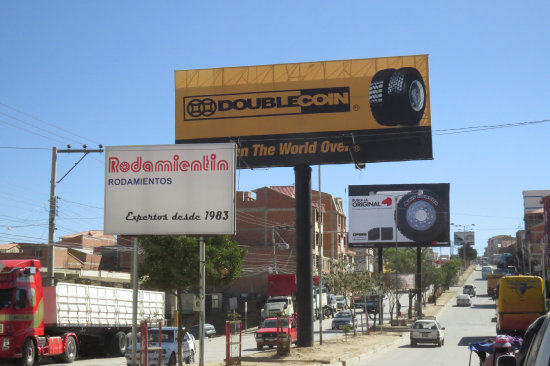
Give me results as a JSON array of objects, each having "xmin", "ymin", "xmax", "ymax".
[{"xmin": 451, "ymin": 223, "xmax": 475, "ymax": 268}]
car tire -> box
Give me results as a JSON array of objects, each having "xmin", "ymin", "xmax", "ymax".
[
  {"xmin": 385, "ymin": 67, "xmax": 426, "ymax": 126},
  {"xmin": 437, "ymin": 339, "xmax": 442, "ymax": 347},
  {"xmin": 185, "ymin": 350, "xmax": 195, "ymax": 364},
  {"xmin": 411, "ymin": 341, "xmax": 416, "ymax": 347},
  {"xmin": 256, "ymin": 344, "xmax": 263, "ymax": 350},
  {"xmin": 395, "ymin": 190, "xmax": 447, "ymax": 242},
  {"xmin": 369, "ymin": 68, "xmax": 397, "ymax": 126},
  {"xmin": 168, "ymin": 353, "xmax": 177, "ymax": 366}
]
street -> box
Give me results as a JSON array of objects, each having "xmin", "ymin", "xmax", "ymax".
[
  {"xmin": 360, "ymin": 266, "xmax": 497, "ymax": 366},
  {"xmin": 37, "ymin": 267, "xmax": 491, "ymax": 366}
]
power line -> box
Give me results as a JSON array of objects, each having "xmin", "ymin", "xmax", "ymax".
[{"xmin": 0, "ymin": 101, "xmax": 102, "ymax": 145}]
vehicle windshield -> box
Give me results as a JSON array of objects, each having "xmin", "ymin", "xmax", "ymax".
[
  {"xmin": 267, "ymin": 298, "xmax": 288, "ymax": 304},
  {"xmin": 0, "ymin": 289, "xmax": 13, "ymax": 308},
  {"xmin": 148, "ymin": 330, "xmax": 175, "ymax": 343},
  {"xmin": 335, "ymin": 312, "xmax": 352, "ymax": 318},
  {"xmin": 262, "ymin": 319, "xmax": 289, "ymax": 328},
  {"xmin": 413, "ymin": 322, "xmax": 435, "ymax": 330}
]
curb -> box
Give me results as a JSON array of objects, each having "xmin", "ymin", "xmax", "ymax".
[{"xmin": 323, "ymin": 265, "xmax": 476, "ymax": 366}]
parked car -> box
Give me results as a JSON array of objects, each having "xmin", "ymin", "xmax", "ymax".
[
  {"xmin": 410, "ymin": 318, "xmax": 445, "ymax": 347},
  {"xmin": 331, "ymin": 311, "xmax": 358, "ymax": 330},
  {"xmin": 125, "ymin": 327, "xmax": 196, "ymax": 365},
  {"xmin": 255, "ymin": 317, "xmax": 297, "ymax": 350},
  {"xmin": 334, "ymin": 295, "xmax": 349, "ymax": 310},
  {"xmin": 463, "ymin": 284, "xmax": 477, "ymax": 297},
  {"xmin": 188, "ymin": 323, "xmax": 216, "ymax": 339},
  {"xmin": 456, "ymin": 294, "xmax": 472, "ymax": 307}
]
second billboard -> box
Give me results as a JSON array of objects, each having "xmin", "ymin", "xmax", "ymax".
[{"xmin": 349, "ymin": 183, "xmax": 450, "ymax": 248}]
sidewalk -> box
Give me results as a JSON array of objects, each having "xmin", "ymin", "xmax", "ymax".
[{"xmin": 209, "ymin": 265, "xmax": 476, "ymax": 366}]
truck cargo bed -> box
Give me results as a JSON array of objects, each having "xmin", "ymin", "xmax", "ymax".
[{"xmin": 43, "ymin": 283, "xmax": 164, "ymax": 327}]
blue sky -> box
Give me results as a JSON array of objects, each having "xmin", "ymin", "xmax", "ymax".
[{"xmin": 1, "ymin": 1, "xmax": 549, "ymax": 256}]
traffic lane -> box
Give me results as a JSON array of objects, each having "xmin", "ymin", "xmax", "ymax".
[{"xmin": 360, "ymin": 268, "xmax": 496, "ymax": 366}]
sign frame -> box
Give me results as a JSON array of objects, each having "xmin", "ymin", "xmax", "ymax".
[
  {"xmin": 175, "ymin": 55, "xmax": 432, "ymax": 168},
  {"xmin": 348, "ymin": 183, "xmax": 450, "ymax": 248},
  {"xmin": 104, "ymin": 143, "xmax": 236, "ymax": 235}
]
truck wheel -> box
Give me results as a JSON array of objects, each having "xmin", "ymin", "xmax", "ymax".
[
  {"xmin": 396, "ymin": 190, "xmax": 447, "ymax": 242},
  {"xmin": 20, "ymin": 339, "xmax": 35, "ymax": 366},
  {"xmin": 386, "ymin": 67, "xmax": 426, "ymax": 126},
  {"xmin": 369, "ymin": 68, "xmax": 397, "ymax": 126},
  {"xmin": 111, "ymin": 332, "xmax": 127, "ymax": 356},
  {"xmin": 54, "ymin": 336, "xmax": 77, "ymax": 363},
  {"xmin": 185, "ymin": 350, "xmax": 195, "ymax": 364}
]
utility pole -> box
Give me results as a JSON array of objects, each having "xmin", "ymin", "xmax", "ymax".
[
  {"xmin": 48, "ymin": 145, "xmax": 103, "ymax": 286},
  {"xmin": 451, "ymin": 223, "xmax": 475, "ymax": 271},
  {"xmin": 318, "ymin": 165, "xmax": 323, "ymax": 344}
]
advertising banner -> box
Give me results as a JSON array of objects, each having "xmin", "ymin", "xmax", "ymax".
[
  {"xmin": 348, "ymin": 183, "xmax": 450, "ymax": 248},
  {"xmin": 104, "ymin": 143, "xmax": 236, "ymax": 235},
  {"xmin": 175, "ymin": 55, "xmax": 432, "ymax": 168},
  {"xmin": 454, "ymin": 231, "xmax": 475, "ymax": 246}
]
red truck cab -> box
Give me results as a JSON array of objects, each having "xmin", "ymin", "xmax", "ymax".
[
  {"xmin": 255, "ymin": 317, "xmax": 297, "ymax": 350},
  {"xmin": 0, "ymin": 259, "xmax": 76, "ymax": 366}
]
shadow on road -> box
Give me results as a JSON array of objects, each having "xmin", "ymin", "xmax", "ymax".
[{"xmin": 471, "ymin": 304, "xmax": 496, "ymax": 309}]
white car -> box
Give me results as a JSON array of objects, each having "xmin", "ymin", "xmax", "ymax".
[
  {"xmin": 456, "ymin": 294, "xmax": 472, "ymax": 307},
  {"xmin": 125, "ymin": 327, "xmax": 196, "ymax": 365},
  {"xmin": 410, "ymin": 319, "xmax": 445, "ymax": 347}
]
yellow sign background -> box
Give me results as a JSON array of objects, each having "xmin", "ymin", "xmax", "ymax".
[{"xmin": 175, "ymin": 55, "xmax": 430, "ymax": 141}]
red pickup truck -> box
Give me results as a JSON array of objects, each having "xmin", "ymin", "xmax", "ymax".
[{"xmin": 255, "ymin": 317, "xmax": 297, "ymax": 350}]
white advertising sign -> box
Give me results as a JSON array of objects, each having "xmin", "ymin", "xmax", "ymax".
[
  {"xmin": 348, "ymin": 184, "xmax": 450, "ymax": 248},
  {"xmin": 104, "ymin": 143, "xmax": 236, "ymax": 235}
]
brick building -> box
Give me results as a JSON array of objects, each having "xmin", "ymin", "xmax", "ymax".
[{"xmin": 227, "ymin": 186, "xmax": 351, "ymax": 298}]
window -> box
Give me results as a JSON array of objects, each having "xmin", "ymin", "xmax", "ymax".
[{"xmin": 14, "ymin": 288, "xmax": 27, "ymax": 309}]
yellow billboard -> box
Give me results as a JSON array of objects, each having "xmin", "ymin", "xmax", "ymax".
[{"xmin": 175, "ymin": 55, "xmax": 432, "ymax": 168}]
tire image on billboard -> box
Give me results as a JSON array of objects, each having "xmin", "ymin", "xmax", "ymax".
[
  {"xmin": 369, "ymin": 67, "xmax": 426, "ymax": 126},
  {"xmin": 395, "ymin": 190, "xmax": 446, "ymax": 242}
]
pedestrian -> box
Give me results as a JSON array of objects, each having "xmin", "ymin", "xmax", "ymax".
[
  {"xmin": 397, "ymin": 299, "xmax": 402, "ymax": 317},
  {"xmin": 483, "ymin": 335, "xmax": 514, "ymax": 366}
]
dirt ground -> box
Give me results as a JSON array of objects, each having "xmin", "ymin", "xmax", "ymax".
[{"xmin": 208, "ymin": 266, "xmax": 476, "ymax": 366}]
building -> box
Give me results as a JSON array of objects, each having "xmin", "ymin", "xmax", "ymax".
[{"xmin": 227, "ymin": 186, "xmax": 355, "ymax": 298}]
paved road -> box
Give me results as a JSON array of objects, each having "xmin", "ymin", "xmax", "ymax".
[{"xmin": 360, "ymin": 266, "xmax": 498, "ymax": 366}]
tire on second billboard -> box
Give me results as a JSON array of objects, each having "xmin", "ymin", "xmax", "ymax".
[
  {"xmin": 395, "ymin": 190, "xmax": 446, "ymax": 242},
  {"xmin": 369, "ymin": 67, "xmax": 426, "ymax": 126}
]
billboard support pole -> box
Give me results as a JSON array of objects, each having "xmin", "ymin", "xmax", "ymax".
[
  {"xmin": 200, "ymin": 236, "xmax": 205, "ymax": 366},
  {"xmin": 416, "ymin": 246, "xmax": 423, "ymax": 318},
  {"xmin": 377, "ymin": 248, "xmax": 383, "ymax": 325},
  {"xmin": 295, "ymin": 164, "xmax": 313, "ymax": 347},
  {"xmin": 131, "ymin": 237, "xmax": 139, "ymax": 366}
]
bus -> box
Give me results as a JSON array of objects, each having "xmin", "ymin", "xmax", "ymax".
[{"xmin": 496, "ymin": 275, "xmax": 546, "ymax": 335}]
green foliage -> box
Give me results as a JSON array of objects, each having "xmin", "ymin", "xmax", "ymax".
[
  {"xmin": 457, "ymin": 245, "xmax": 478, "ymax": 262},
  {"xmin": 138, "ymin": 235, "xmax": 247, "ymax": 293},
  {"xmin": 440, "ymin": 259, "xmax": 462, "ymax": 287},
  {"xmin": 325, "ymin": 260, "xmax": 382, "ymax": 299}
]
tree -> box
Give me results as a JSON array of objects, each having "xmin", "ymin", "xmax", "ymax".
[
  {"xmin": 325, "ymin": 260, "xmax": 382, "ymax": 333},
  {"xmin": 458, "ymin": 245, "xmax": 478, "ymax": 262},
  {"xmin": 138, "ymin": 235, "xmax": 246, "ymax": 366}
]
